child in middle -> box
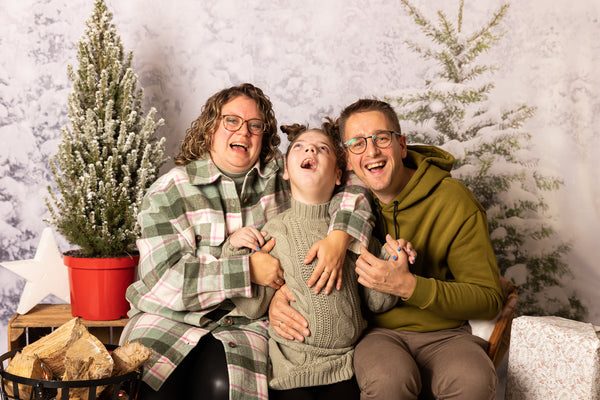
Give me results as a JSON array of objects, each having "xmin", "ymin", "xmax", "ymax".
[{"xmin": 221, "ymin": 121, "xmax": 401, "ymax": 400}]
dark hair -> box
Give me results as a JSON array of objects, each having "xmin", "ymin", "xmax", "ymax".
[
  {"xmin": 337, "ymin": 98, "xmax": 401, "ymax": 140},
  {"xmin": 174, "ymin": 83, "xmax": 280, "ymax": 165},
  {"xmin": 280, "ymin": 119, "xmax": 346, "ymax": 181}
]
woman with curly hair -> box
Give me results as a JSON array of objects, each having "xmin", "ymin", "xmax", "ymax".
[{"xmin": 120, "ymin": 83, "xmax": 374, "ymax": 400}]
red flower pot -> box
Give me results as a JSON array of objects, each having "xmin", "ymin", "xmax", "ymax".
[{"xmin": 64, "ymin": 251, "xmax": 139, "ymax": 321}]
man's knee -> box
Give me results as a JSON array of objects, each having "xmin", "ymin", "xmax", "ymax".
[
  {"xmin": 355, "ymin": 367, "xmax": 420, "ymax": 400},
  {"xmin": 430, "ymin": 355, "xmax": 497, "ymax": 400},
  {"xmin": 354, "ymin": 330, "xmax": 420, "ymax": 399},
  {"xmin": 459, "ymin": 359, "xmax": 497, "ymax": 399}
]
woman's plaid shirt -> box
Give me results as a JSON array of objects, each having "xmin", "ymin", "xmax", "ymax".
[{"xmin": 120, "ymin": 151, "xmax": 373, "ymax": 399}]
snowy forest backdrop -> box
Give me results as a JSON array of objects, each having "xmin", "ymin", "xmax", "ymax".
[{"xmin": 0, "ymin": 0, "xmax": 598, "ymax": 357}]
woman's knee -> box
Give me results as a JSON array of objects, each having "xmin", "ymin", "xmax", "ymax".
[
  {"xmin": 187, "ymin": 334, "xmax": 229, "ymax": 399},
  {"xmin": 138, "ymin": 335, "xmax": 230, "ymax": 399}
]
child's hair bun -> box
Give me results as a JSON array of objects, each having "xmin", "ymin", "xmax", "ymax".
[
  {"xmin": 321, "ymin": 117, "xmax": 341, "ymax": 142},
  {"xmin": 280, "ymin": 123, "xmax": 307, "ymax": 143}
]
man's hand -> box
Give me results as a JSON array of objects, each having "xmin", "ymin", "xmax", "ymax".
[
  {"xmin": 355, "ymin": 235, "xmax": 417, "ymax": 298},
  {"xmin": 249, "ymin": 238, "xmax": 284, "ymax": 290},
  {"xmin": 304, "ymin": 230, "xmax": 351, "ymax": 295},
  {"xmin": 268, "ymin": 284, "xmax": 310, "ymax": 341}
]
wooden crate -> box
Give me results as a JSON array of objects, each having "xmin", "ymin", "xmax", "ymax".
[{"xmin": 7, "ymin": 304, "xmax": 129, "ymax": 351}]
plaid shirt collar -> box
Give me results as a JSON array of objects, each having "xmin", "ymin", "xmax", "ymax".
[{"xmin": 185, "ymin": 155, "xmax": 281, "ymax": 186}]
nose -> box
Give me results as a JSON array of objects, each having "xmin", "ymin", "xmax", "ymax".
[
  {"xmin": 365, "ymin": 138, "xmax": 380, "ymax": 156},
  {"xmin": 305, "ymin": 144, "xmax": 316, "ymax": 153},
  {"xmin": 236, "ymin": 121, "xmax": 251, "ymax": 136}
]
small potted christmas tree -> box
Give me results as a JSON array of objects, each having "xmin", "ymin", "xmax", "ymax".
[{"xmin": 45, "ymin": 0, "xmax": 166, "ymax": 320}]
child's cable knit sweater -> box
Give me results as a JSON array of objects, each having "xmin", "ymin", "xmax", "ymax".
[{"xmin": 223, "ymin": 199, "xmax": 397, "ymax": 390}]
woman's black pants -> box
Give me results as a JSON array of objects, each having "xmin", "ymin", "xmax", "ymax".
[
  {"xmin": 137, "ymin": 334, "xmax": 229, "ymax": 400},
  {"xmin": 137, "ymin": 333, "xmax": 360, "ymax": 400}
]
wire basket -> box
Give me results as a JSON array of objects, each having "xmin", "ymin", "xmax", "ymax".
[{"xmin": 0, "ymin": 345, "xmax": 141, "ymax": 400}]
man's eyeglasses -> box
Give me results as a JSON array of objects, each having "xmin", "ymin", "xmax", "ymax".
[
  {"xmin": 220, "ymin": 115, "xmax": 265, "ymax": 136},
  {"xmin": 343, "ymin": 130, "xmax": 402, "ymax": 154}
]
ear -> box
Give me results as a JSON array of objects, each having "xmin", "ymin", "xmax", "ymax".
[
  {"xmin": 283, "ymin": 164, "xmax": 290, "ymax": 181},
  {"xmin": 399, "ymin": 135, "xmax": 408, "ymax": 159},
  {"xmin": 335, "ymin": 168, "xmax": 343, "ymax": 186},
  {"xmin": 345, "ymin": 152, "xmax": 353, "ymax": 171}
]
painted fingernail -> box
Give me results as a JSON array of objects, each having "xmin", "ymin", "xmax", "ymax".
[
  {"xmin": 397, "ymin": 247, "xmax": 403, "ymax": 252},
  {"xmin": 393, "ymin": 255, "xmax": 398, "ymax": 260},
  {"xmin": 256, "ymin": 247, "xmax": 261, "ymax": 251}
]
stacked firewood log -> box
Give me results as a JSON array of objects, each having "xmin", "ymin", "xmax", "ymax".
[{"xmin": 3, "ymin": 317, "xmax": 151, "ymax": 400}]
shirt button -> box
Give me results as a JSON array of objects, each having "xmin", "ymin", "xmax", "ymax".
[
  {"xmin": 228, "ymin": 342, "xmax": 237, "ymax": 348},
  {"xmin": 195, "ymin": 235, "xmax": 201, "ymax": 241},
  {"xmin": 224, "ymin": 317, "xmax": 233, "ymax": 326}
]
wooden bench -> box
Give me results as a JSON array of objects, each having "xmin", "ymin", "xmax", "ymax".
[{"xmin": 7, "ymin": 304, "xmax": 129, "ymax": 351}]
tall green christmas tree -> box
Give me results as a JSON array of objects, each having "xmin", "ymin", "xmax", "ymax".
[
  {"xmin": 389, "ymin": 0, "xmax": 585, "ymax": 319},
  {"xmin": 46, "ymin": 0, "xmax": 166, "ymax": 257}
]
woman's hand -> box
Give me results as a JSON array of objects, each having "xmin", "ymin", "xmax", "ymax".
[
  {"xmin": 249, "ymin": 238, "xmax": 284, "ymax": 290},
  {"xmin": 229, "ymin": 226, "xmax": 267, "ymax": 250},
  {"xmin": 304, "ymin": 230, "xmax": 351, "ymax": 295},
  {"xmin": 268, "ymin": 284, "xmax": 310, "ymax": 341}
]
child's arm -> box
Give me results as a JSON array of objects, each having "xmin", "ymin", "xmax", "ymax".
[
  {"xmin": 357, "ymin": 238, "xmax": 399, "ymax": 312},
  {"xmin": 362, "ymin": 285, "xmax": 399, "ymax": 313},
  {"xmin": 305, "ymin": 172, "xmax": 375, "ymax": 295},
  {"xmin": 304, "ymin": 230, "xmax": 352, "ymax": 295},
  {"xmin": 232, "ymin": 285, "xmax": 276, "ymax": 319},
  {"xmin": 222, "ymin": 228, "xmax": 284, "ymax": 290},
  {"xmin": 222, "ymin": 231, "xmax": 282, "ymax": 318},
  {"xmin": 356, "ymin": 235, "xmax": 418, "ymax": 300}
]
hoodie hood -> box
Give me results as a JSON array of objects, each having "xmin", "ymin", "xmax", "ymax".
[
  {"xmin": 379, "ymin": 145, "xmax": 455, "ymax": 210},
  {"xmin": 369, "ymin": 144, "xmax": 503, "ymax": 332}
]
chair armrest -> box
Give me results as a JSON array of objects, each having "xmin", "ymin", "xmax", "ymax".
[{"xmin": 487, "ymin": 285, "xmax": 519, "ymax": 368}]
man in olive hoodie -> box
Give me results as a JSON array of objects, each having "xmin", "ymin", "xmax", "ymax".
[{"xmin": 270, "ymin": 99, "xmax": 503, "ymax": 400}]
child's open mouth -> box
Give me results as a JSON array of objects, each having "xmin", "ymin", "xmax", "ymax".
[{"xmin": 301, "ymin": 158, "xmax": 316, "ymax": 169}]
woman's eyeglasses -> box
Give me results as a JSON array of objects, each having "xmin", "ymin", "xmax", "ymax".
[{"xmin": 220, "ymin": 115, "xmax": 265, "ymax": 135}]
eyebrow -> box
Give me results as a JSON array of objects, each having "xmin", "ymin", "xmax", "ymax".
[
  {"xmin": 221, "ymin": 112, "xmax": 262, "ymax": 119},
  {"xmin": 295, "ymin": 138, "xmax": 332, "ymax": 148},
  {"xmin": 350, "ymin": 129, "xmax": 388, "ymax": 138}
]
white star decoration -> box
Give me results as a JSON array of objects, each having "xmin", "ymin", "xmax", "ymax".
[{"xmin": 1, "ymin": 227, "xmax": 70, "ymax": 314}]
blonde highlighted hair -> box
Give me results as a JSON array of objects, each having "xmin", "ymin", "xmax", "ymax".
[{"xmin": 336, "ymin": 98, "xmax": 401, "ymax": 141}]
